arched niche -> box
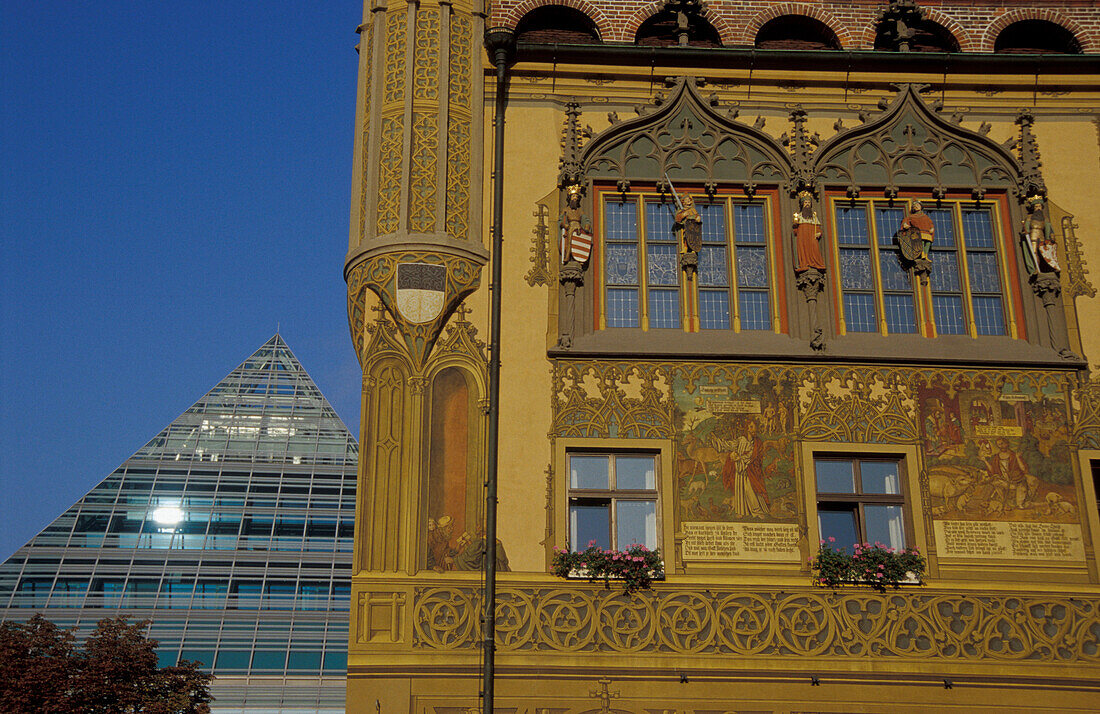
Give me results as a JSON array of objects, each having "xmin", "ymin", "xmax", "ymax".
[
  {"xmin": 874, "ymin": 20, "xmax": 960, "ymax": 53},
  {"xmin": 515, "ymin": 5, "xmax": 601, "ymax": 44},
  {"xmin": 580, "ymin": 79, "xmax": 791, "ymax": 190},
  {"xmin": 995, "ymin": 20, "xmax": 1082, "ymax": 55},
  {"xmin": 423, "ymin": 364, "xmax": 484, "ymax": 572},
  {"xmin": 635, "ymin": 10, "xmax": 721, "ymax": 47},
  {"xmin": 813, "ymin": 86, "xmax": 1020, "ymax": 194},
  {"xmin": 755, "ymin": 15, "xmax": 841, "ymax": 51}
]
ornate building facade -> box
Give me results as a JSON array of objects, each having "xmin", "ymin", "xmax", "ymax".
[{"xmin": 344, "ymin": 1, "xmax": 1100, "ymax": 711}]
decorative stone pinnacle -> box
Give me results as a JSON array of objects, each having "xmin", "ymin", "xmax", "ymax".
[
  {"xmin": 877, "ymin": 1, "xmax": 925, "ymax": 52},
  {"xmin": 1015, "ymin": 109, "xmax": 1047, "ymax": 198}
]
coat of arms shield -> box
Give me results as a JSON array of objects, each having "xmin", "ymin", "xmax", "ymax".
[{"xmin": 396, "ymin": 263, "xmax": 446, "ymax": 324}]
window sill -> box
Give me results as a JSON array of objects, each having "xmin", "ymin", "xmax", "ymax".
[{"xmin": 564, "ymin": 567, "xmax": 666, "ymax": 582}]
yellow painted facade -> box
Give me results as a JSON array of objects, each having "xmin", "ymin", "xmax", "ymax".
[{"xmin": 345, "ymin": 2, "xmax": 1100, "ymax": 711}]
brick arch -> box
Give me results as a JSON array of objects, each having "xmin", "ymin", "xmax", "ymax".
[
  {"xmin": 622, "ymin": 2, "xmax": 736, "ymax": 45},
  {"xmin": 980, "ymin": 8, "xmax": 1093, "ymax": 53},
  {"xmin": 501, "ymin": 0, "xmax": 614, "ymax": 43},
  {"xmin": 858, "ymin": 7, "xmax": 973, "ymax": 52},
  {"xmin": 741, "ymin": 4, "xmax": 851, "ymax": 50}
]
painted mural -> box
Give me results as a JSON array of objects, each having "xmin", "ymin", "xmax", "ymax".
[
  {"xmin": 672, "ymin": 371, "xmax": 798, "ymax": 523},
  {"xmin": 919, "ymin": 377, "xmax": 1078, "ymax": 524}
]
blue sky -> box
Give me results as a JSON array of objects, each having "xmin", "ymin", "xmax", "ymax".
[{"xmin": 1, "ymin": 2, "xmax": 365, "ymax": 558}]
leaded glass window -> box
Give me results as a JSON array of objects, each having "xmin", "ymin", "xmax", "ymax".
[
  {"xmin": 831, "ymin": 198, "xmax": 1007, "ymax": 338},
  {"xmin": 600, "ymin": 191, "xmax": 776, "ymax": 332}
]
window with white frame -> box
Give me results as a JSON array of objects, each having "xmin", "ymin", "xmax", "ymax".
[{"xmin": 567, "ymin": 452, "xmax": 658, "ymax": 551}]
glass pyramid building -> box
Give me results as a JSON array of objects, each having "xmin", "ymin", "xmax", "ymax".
[{"xmin": 0, "ymin": 335, "xmax": 357, "ymax": 713}]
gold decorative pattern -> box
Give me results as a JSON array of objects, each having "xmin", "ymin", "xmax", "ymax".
[
  {"xmin": 444, "ymin": 11, "xmax": 472, "ymax": 241},
  {"xmin": 552, "ymin": 361, "xmax": 673, "ymax": 439},
  {"xmin": 357, "ymin": 17, "xmax": 374, "ymax": 243},
  {"xmin": 798, "ymin": 368, "xmax": 919, "ymax": 444},
  {"xmin": 409, "ymin": 112, "xmax": 439, "ymax": 232},
  {"xmin": 413, "ymin": 584, "xmax": 1100, "ymax": 663},
  {"xmin": 376, "ymin": 116, "xmax": 403, "ymax": 235},
  {"xmin": 525, "ymin": 203, "xmax": 553, "ymax": 287},
  {"xmin": 1073, "ymin": 379, "xmax": 1100, "ymax": 450},
  {"xmin": 382, "ymin": 9, "xmax": 407, "ymax": 106},
  {"xmin": 412, "ymin": 8, "xmax": 439, "ymax": 102},
  {"xmin": 447, "ymin": 13, "xmax": 471, "ymax": 113},
  {"xmin": 363, "ymin": 356, "xmax": 409, "ymax": 572},
  {"xmin": 347, "ymin": 251, "xmax": 483, "ymax": 367}
]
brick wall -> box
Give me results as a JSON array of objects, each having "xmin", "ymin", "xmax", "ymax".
[{"xmin": 492, "ymin": 1, "xmax": 1100, "ymax": 52}]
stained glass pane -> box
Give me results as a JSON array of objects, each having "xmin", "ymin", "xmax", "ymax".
[
  {"xmin": 878, "ymin": 249, "xmax": 910, "ymax": 291},
  {"xmin": 739, "ymin": 291, "xmax": 771, "ymax": 331},
  {"xmin": 606, "ymin": 288, "xmax": 639, "ymax": 328},
  {"xmin": 733, "ymin": 203, "xmax": 766, "ymax": 243},
  {"xmin": 839, "ymin": 249, "xmax": 873, "ymax": 290},
  {"xmin": 967, "ymin": 252, "xmax": 1001, "ymax": 294},
  {"xmin": 973, "ymin": 296, "xmax": 1005, "ymax": 336},
  {"xmin": 648, "ymin": 288, "xmax": 680, "ymax": 329},
  {"xmin": 645, "ymin": 201, "xmax": 675, "ymax": 242},
  {"xmin": 962, "ymin": 209, "xmax": 995, "ymax": 249},
  {"xmin": 927, "ymin": 209, "xmax": 955, "ymax": 247},
  {"xmin": 605, "ymin": 244, "xmax": 639, "ymax": 286},
  {"xmin": 933, "ymin": 295, "xmax": 965, "ymax": 334},
  {"xmin": 883, "ymin": 294, "xmax": 917, "ymax": 334},
  {"xmin": 646, "ymin": 244, "xmax": 679, "ymax": 286},
  {"xmin": 698, "ymin": 246, "xmax": 729, "ymax": 287},
  {"xmin": 605, "ymin": 200, "xmax": 637, "ymax": 241},
  {"xmin": 699, "ymin": 290, "xmax": 730, "ymax": 330},
  {"xmin": 843, "ymin": 293, "xmax": 877, "ymax": 332},
  {"xmin": 835, "ymin": 205, "xmax": 869, "ymax": 246},
  {"xmin": 699, "ymin": 203, "xmax": 726, "ymax": 243},
  {"xmin": 930, "ymin": 252, "xmax": 961, "ymax": 292},
  {"xmin": 736, "ymin": 246, "xmax": 768, "ymax": 288},
  {"xmin": 875, "ymin": 207, "xmax": 905, "ymax": 247}
]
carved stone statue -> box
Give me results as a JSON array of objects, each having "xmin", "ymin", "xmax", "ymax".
[
  {"xmin": 900, "ymin": 200, "xmax": 935, "ymax": 259},
  {"xmin": 1021, "ymin": 194, "xmax": 1074, "ymax": 359},
  {"xmin": 558, "ymin": 184, "xmax": 591, "ymax": 349},
  {"xmin": 560, "ymin": 185, "xmax": 592, "ymax": 265},
  {"xmin": 674, "ymin": 193, "xmax": 703, "ymax": 253},
  {"xmin": 793, "ymin": 191, "xmax": 825, "ymax": 273},
  {"xmin": 792, "ymin": 191, "xmax": 827, "ymax": 352},
  {"xmin": 1022, "ymin": 195, "xmax": 1060, "ymax": 275}
]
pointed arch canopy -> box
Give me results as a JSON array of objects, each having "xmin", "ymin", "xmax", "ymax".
[
  {"xmin": 579, "ymin": 79, "xmax": 791, "ymax": 191},
  {"xmin": 812, "ymin": 85, "xmax": 1023, "ymax": 195}
]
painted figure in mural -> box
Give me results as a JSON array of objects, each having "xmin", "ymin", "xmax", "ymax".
[
  {"xmin": 1022, "ymin": 195, "xmax": 1060, "ymax": 275},
  {"xmin": 984, "ymin": 437, "xmax": 1035, "ymax": 509},
  {"xmin": 715, "ymin": 419, "xmax": 770, "ymax": 519},
  {"xmin": 900, "ymin": 200, "xmax": 935, "ymax": 259},
  {"xmin": 793, "ymin": 191, "xmax": 825, "ymax": 272},
  {"xmin": 674, "ymin": 194, "xmax": 703, "ymax": 253},
  {"xmin": 560, "ymin": 184, "xmax": 593, "ymax": 264},
  {"xmin": 452, "ymin": 523, "xmax": 511, "ymax": 572},
  {"xmin": 427, "ymin": 515, "xmax": 456, "ymax": 571}
]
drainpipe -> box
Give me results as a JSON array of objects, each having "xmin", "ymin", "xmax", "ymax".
[{"xmin": 482, "ymin": 26, "xmax": 514, "ymax": 714}]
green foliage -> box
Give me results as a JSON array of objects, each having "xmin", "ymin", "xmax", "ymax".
[
  {"xmin": 551, "ymin": 543, "xmax": 664, "ymax": 595},
  {"xmin": 0, "ymin": 614, "xmax": 212, "ymax": 714},
  {"xmin": 810, "ymin": 540, "xmax": 926, "ymax": 593}
]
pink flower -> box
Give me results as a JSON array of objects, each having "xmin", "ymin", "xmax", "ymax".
[
  {"xmin": 827, "ymin": 536, "xmax": 836, "ymax": 543},
  {"xmin": 588, "ymin": 539, "xmax": 596, "ymax": 547},
  {"xmin": 819, "ymin": 539, "xmax": 826, "ymax": 545}
]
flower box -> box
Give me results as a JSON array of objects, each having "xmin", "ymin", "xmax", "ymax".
[
  {"xmin": 552, "ymin": 543, "xmax": 664, "ymax": 594},
  {"xmin": 810, "ymin": 540, "xmax": 926, "ymax": 593}
]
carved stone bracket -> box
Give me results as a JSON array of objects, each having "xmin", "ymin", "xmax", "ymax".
[
  {"xmin": 1030, "ymin": 272, "xmax": 1076, "ymax": 359},
  {"xmin": 912, "ymin": 256, "xmax": 932, "ymax": 285},
  {"xmin": 796, "ymin": 267, "xmax": 827, "ymax": 352},
  {"xmin": 679, "ymin": 250, "xmax": 698, "ymax": 278},
  {"xmin": 558, "ymin": 261, "xmax": 585, "ymax": 349}
]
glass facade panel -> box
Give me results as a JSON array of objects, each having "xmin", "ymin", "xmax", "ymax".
[{"xmin": 0, "ymin": 335, "xmax": 356, "ymax": 711}]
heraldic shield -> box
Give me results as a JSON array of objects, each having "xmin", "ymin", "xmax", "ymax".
[
  {"xmin": 895, "ymin": 225, "xmax": 925, "ymax": 263},
  {"xmin": 395, "ymin": 262, "xmax": 446, "ymax": 324},
  {"xmin": 561, "ymin": 227, "xmax": 594, "ymax": 264}
]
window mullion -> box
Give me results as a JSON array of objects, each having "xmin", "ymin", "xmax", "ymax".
[
  {"xmin": 866, "ymin": 203, "xmax": 889, "ymax": 336},
  {"xmin": 728, "ymin": 198, "xmax": 742, "ymax": 332},
  {"xmin": 953, "ymin": 203, "xmax": 979, "ymax": 338},
  {"xmin": 637, "ymin": 197, "xmax": 649, "ymax": 331}
]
